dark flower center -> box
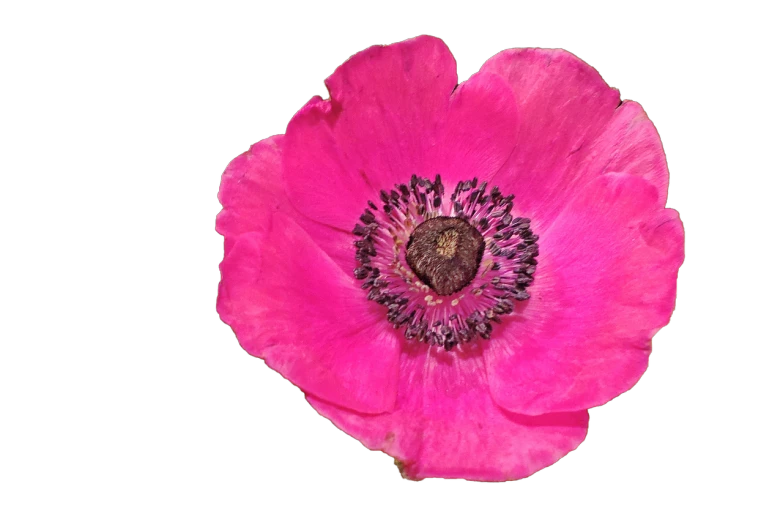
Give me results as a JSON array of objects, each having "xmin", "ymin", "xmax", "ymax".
[
  {"xmin": 405, "ymin": 217, "xmax": 485, "ymax": 296},
  {"xmin": 352, "ymin": 174, "xmax": 539, "ymax": 351}
]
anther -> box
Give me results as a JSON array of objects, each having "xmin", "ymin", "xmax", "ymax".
[
  {"xmin": 353, "ymin": 224, "xmax": 367, "ymax": 236},
  {"xmin": 360, "ymin": 210, "xmax": 375, "ymax": 224},
  {"xmin": 353, "ymin": 174, "xmax": 539, "ymax": 351}
]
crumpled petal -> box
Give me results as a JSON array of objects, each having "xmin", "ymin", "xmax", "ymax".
[
  {"xmin": 308, "ymin": 348, "xmax": 588, "ymax": 481},
  {"xmin": 480, "ymin": 48, "xmax": 669, "ymax": 228},
  {"xmin": 216, "ymin": 135, "xmax": 290, "ymax": 253},
  {"xmin": 283, "ymin": 36, "xmax": 518, "ymax": 231},
  {"xmin": 217, "ymin": 213, "xmax": 400, "ymax": 414},
  {"xmin": 485, "ymin": 173, "xmax": 684, "ymax": 415},
  {"xmin": 216, "ymin": 135, "xmax": 358, "ymax": 276}
]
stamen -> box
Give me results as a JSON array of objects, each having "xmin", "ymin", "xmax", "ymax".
[{"xmin": 353, "ymin": 175, "xmax": 538, "ymax": 351}]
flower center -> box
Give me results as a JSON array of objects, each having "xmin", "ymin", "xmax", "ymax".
[
  {"xmin": 353, "ymin": 175, "xmax": 539, "ymax": 351},
  {"xmin": 405, "ymin": 217, "xmax": 485, "ymax": 296}
]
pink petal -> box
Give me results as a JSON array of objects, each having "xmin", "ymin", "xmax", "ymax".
[
  {"xmin": 434, "ymin": 72, "xmax": 519, "ymax": 188},
  {"xmin": 579, "ymin": 100, "xmax": 669, "ymax": 204},
  {"xmin": 283, "ymin": 37, "xmax": 519, "ymax": 231},
  {"xmin": 283, "ymin": 96, "xmax": 375, "ymax": 231},
  {"xmin": 216, "ymin": 135, "xmax": 290, "ymax": 253},
  {"xmin": 481, "ymin": 49, "xmax": 669, "ymax": 227},
  {"xmin": 486, "ymin": 173, "xmax": 685, "ymax": 415},
  {"xmin": 217, "ymin": 213, "xmax": 400, "ymax": 414},
  {"xmin": 308, "ymin": 349, "xmax": 588, "ymax": 481},
  {"xmin": 216, "ymin": 135, "xmax": 358, "ymax": 277},
  {"xmin": 325, "ymin": 35, "xmax": 457, "ymax": 191}
]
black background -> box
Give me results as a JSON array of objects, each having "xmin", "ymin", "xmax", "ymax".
[{"xmin": 208, "ymin": 32, "xmax": 748, "ymax": 488}]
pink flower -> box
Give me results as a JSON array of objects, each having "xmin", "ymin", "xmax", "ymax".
[{"xmin": 216, "ymin": 36, "xmax": 684, "ymax": 481}]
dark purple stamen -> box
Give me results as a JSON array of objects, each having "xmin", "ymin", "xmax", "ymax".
[{"xmin": 352, "ymin": 175, "xmax": 539, "ymax": 351}]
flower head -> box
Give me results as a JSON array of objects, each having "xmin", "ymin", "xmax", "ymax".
[{"xmin": 217, "ymin": 36, "xmax": 684, "ymax": 481}]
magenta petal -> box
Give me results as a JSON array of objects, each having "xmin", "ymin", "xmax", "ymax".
[
  {"xmin": 434, "ymin": 72, "xmax": 519, "ymax": 187},
  {"xmin": 486, "ymin": 173, "xmax": 684, "ymax": 415},
  {"xmin": 282, "ymin": 96, "xmax": 372, "ymax": 231},
  {"xmin": 308, "ymin": 350, "xmax": 588, "ymax": 481},
  {"xmin": 283, "ymin": 36, "xmax": 458, "ymax": 230},
  {"xmin": 326, "ymin": 35, "xmax": 457, "ymax": 191},
  {"xmin": 217, "ymin": 213, "xmax": 400, "ymax": 414},
  {"xmin": 481, "ymin": 49, "xmax": 670, "ymax": 227},
  {"xmin": 217, "ymin": 135, "xmax": 358, "ymax": 277},
  {"xmin": 578, "ymin": 100, "xmax": 670, "ymax": 205},
  {"xmin": 216, "ymin": 135, "xmax": 289, "ymax": 253}
]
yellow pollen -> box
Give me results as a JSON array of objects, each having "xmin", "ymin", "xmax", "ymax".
[
  {"xmin": 481, "ymin": 258, "xmax": 494, "ymax": 275},
  {"xmin": 436, "ymin": 229, "xmax": 460, "ymax": 258}
]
